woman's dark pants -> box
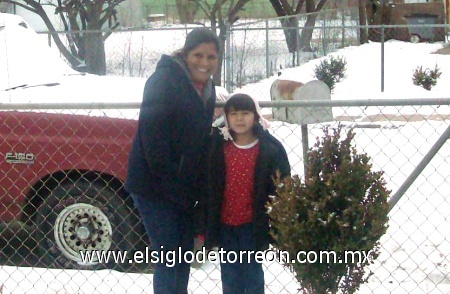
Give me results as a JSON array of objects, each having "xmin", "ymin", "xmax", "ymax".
[{"xmin": 132, "ymin": 194, "xmax": 194, "ymax": 294}]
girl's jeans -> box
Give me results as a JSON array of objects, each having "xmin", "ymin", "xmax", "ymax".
[
  {"xmin": 219, "ymin": 222, "xmax": 265, "ymax": 294},
  {"xmin": 132, "ymin": 194, "xmax": 194, "ymax": 294}
]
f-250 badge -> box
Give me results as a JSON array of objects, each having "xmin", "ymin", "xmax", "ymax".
[{"xmin": 5, "ymin": 152, "xmax": 35, "ymax": 164}]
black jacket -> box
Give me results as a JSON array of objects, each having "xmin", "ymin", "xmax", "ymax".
[
  {"xmin": 125, "ymin": 54, "xmax": 216, "ymax": 208},
  {"xmin": 205, "ymin": 126, "xmax": 291, "ymax": 251}
]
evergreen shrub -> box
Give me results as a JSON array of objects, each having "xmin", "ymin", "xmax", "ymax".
[
  {"xmin": 313, "ymin": 55, "xmax": 347, "ymax": 91},
  {"xmin": 412, "ymin": 65, "xmax": 441, "ymax": 91},
  {"xmin": 268, "ymin": 125, "xmax": 390, "ymax": 293}
]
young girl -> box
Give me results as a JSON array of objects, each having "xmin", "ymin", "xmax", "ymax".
[{"xmin": 205, "ymin": 93, "xmax": 291, "ymax": 293}]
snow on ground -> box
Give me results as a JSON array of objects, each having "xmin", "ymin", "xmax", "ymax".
[{"xmin": 1, "ymin": 12, "xmax": 450, "ymax": 293}]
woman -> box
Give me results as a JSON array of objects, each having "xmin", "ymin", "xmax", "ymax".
[{"xmin": 125, "ymin": 27, "xmax": 220, "ymax": 293}]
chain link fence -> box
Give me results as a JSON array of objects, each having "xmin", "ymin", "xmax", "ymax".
[
  {"xmin": 4, "ymin": 5, "xmax": 450, "ymax": 293},
  {"xmin": 1, "ymin": 99, "xmax": 449, "ymax": 293},
  {"xmin": 224, "ymin": 8, "xmax": 362, "ymax": 89},
  {"xmin": 38, "ymin": 7, "xmax": 448, "ymax": 90}
]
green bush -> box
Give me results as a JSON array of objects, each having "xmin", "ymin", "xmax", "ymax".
[
  {"xmin": 268, "ymin": 125, "xmax": 390, "ymax": 294},
  {"xmin": 412, "ymin": 65, "xmax": 441, "ymax": 91},
  {"xmin": 313, "ymin": 55, "xmax": 347, "ymax": 91}
]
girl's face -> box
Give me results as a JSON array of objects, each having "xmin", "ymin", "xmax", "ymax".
[
  {"xmin": 185, "ymin": 42, "xmax": 219, "ymax": 84},
  {"xmin": 227, "ymin": 109, "xmax": 257, "ymax": 138}
]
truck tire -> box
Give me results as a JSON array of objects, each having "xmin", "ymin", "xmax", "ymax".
[
  {"xmin": 410, "ymin": 34, "xmax": 420, "ymax": 43},
  {"xmin": 34, "ymin": 179, "xmax": 141, "ymax": 271}
]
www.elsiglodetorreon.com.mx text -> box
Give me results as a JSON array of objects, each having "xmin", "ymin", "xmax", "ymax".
[{"xmin": 79, "ymin": 247, "xmax": 374, "ymax": 267}]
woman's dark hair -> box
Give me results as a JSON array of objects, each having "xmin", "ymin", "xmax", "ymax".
[{"xmin": 182, "ymin": 27, "xmax": 220, "ymax": 56}]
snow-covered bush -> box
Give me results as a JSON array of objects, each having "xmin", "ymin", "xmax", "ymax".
[
  {"xmin": 313, "ymin": 55, "xmax": 347, "ymax": 91},
  {"xmin": 268, "ymin": 125, "xmax": 390, "ymax": 293}
]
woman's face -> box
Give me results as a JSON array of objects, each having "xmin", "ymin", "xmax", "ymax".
[{"xmin": 185, "ymin": 42, "xmax": 219, "ymax": 84}]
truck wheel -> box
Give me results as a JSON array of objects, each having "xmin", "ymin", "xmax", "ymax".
[
  {"xmin": 34, "ymin": 179, "xmax": 139, "ymax": 271},
  {"xmin": 410, "ymin": 34, "xmax": 420, "ymax": 43}
]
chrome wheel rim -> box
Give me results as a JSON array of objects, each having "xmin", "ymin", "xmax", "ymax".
[
  {"xmin": 54, "ymin": 203, "xmax": 112, "ymax": 264},
  {"xmin": 410, "ymin": 35, "xmax": 420, "ymax": 43}
]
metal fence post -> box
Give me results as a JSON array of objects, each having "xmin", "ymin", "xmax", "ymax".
[
  {"xmin": 301, "ymin": 124, "xmax": 309, "ymax": 177},
  {"xmin": 341, "ymin": 9, "xmax": 345, "ymax": 48},
  {"xmin": 381, "ymin": 32, "xmax": 385, "ymax": 92},
  {"xmin": 322, "ymin": 17, "xmax": 327, "ymax": 56},
  {"xmin": 225, "ymin": 22, "xmax": 232, "ymax": 93},
  {"xmin": 296, "ymin": 15, "xmax": 300, "ymax": 67},
  {"xmin": 266, "ymin": 19, "xmax": 270, "ymax": 78},
  {"xmin": 380, "ymin": 0, "xmax": 385, "ymax": 92}
]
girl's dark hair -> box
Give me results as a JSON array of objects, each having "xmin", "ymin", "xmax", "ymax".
[
  {"xmin": 224, "ymin": 94, "xmax": 261, "ymax": 136},
  {"xmin": 224, "ymin": 93, "xmax": 260, "ymax": 120}
]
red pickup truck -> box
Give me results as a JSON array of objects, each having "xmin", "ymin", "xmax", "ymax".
[
  {"xmin": 0, "ymin": 13, "xmax": 148, "ymax": 272},
  {"xmin": 0, "ymin": 110, "xmax": 149, "ymax": 272}
]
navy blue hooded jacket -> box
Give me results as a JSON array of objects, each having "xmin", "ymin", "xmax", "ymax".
[{"xmin": 125, "ymin": 54, "xmax": 216, "ymax": 208}]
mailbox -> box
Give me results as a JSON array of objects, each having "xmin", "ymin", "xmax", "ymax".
[{"xmin": 271, "ymin": 79, "xmax": 333, "ymax": 125}]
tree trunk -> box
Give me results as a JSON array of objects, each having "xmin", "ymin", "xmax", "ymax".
[
  {"xmin": 268, "ymin": 0, "xmax": 300, "ymax": 53},
  {"xmin": 298, "ymin": 13, "xmax": 317, "ymax": 52},
  {"xmin": 79, "ymin": 5, "xmax": 107, "ymax": 75},
  {"xmin": 281, "ymin": 17, "xmax": 300, "ymax": 53},
  {"xmin": 83, "ymin": 32, "xmax": 107, "ymax": 75},
  {"xmin": 212, "ymin": 38, "xmax": 224, "ymax": 86},
  {"xmin": 212, "ymin": 25, "xmax": 226, "ymax": 86},
  {"xmin": 358, "ymin": 0, "xmax": 368, "ymax": 44}
]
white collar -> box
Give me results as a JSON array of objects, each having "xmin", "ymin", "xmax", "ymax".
[{"xmin": 232, "ymin": 139, "xmax": 259, "ymax": 149}]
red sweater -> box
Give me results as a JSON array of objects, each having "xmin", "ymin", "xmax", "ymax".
[{"xmin": 221, "ymin": 140, "xmax": 259, "ymax": 226}]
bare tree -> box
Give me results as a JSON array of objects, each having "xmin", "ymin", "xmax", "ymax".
[
  {"xmin": 268, "ymin": 0, "xmax": 328, "ymax": 54},
  {"xmin": 194, "ymin": 0, "xmax": 252, "ymax": 85},
  {"xmin": 2, "ymin": 0, "xmax": 125, "ymax": 75}
]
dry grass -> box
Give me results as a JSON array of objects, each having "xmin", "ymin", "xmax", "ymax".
[{"xmin": 433, "ymin": 44, "xmax": 450, "ymax": 55}]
